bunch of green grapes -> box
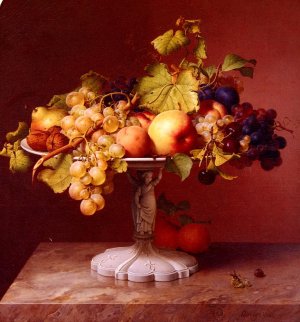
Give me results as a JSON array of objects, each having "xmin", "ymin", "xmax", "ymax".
[{"xmin": 60, "ymin": 88, "xmax": 130, "ymax": 215}]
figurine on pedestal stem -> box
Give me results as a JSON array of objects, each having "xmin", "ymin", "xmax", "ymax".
[{"xmin": 127, "ymin": 168, "xmax": 162, "ymax": 236}]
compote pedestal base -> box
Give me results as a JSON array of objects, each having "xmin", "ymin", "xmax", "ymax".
[
  {"xmin": 91, "ymin": 159, "xmax": 199, "ymax": 282},
  {"xmin": 91, "ymin": 234, "xmax": 199, "ymax": 282}
]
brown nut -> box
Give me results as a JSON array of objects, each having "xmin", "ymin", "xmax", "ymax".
[
  {"xmin": 46, "ymin": 131, "xmax": 69, "ymax": 152},
  {"xmin": 27, "ymin": 130, "xmax": 50, "ymax": 151}
]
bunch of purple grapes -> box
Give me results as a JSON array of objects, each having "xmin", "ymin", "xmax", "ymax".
[
  {"xmin": 232, "ymin": 103, "xmax": 287, "ymax": 171},
  {"xmin": 104, "ymin": 76, "xmax": 137, "ymax": 104}
]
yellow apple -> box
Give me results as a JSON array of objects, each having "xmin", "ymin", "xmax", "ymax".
[
  {"xmin": 148, "ymin": 110, "xmax": 197, "ymax": 156},
  {"xmin": 30, "ymin": 107, "xmax": 68, "ymax": 131},
  {"xmin": 116, "ymin": 126, "xmax": 152, "ymax": 157}
]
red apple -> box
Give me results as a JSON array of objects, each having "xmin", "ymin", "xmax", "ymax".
[
  {"xmin": 116, "ymin": 125, "xmax": 151, "ymax": 157},
  {"xmin": 148, "ymin": 110, "xmax": 197, "ymax": 156},
  {"xmin": 199, "ymin": 99, "xmax": 227, "ymax": 119}
]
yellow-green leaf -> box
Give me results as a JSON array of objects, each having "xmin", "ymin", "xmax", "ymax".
[
  {"xmin": 80, "ymin": 70, "xmax": 107, "ymax": 93},
  {"xmin": 9, "ymin": 150, "xmax": 32, "ymax": 173},
  {"xmin": 217, "ymin": 167, "xmax": 238, "ymax": 181},
  {"xmin": 213, "ymin": 144, "xmax": 236, "ymax": 166},
  {"xmin": 194, "ymin": 38, "xmax": 207, "ymax": 65},
  {"xmin": 47, "ymin": 93, "xmax": 69, "ymax": 109},
  {"xmin": 165, "ymin": 153, "xmax": 193, "ymax": 181},
  {"xmin": 6, "ymin": 122, "xmax": 29, "ymax": 143},
  {"xmin": 190, "ymin": 148, "xmax": 206, "ymax": 161},
  {"xmin": 182, "ymin": 19, "xmax": 201, "ymax": 34},
  {"xmin": 203, "ymin": 65, "xmax": 217, "ymax": 79},
  {"xmin": 37, "ymin": 154, "xmax": 72, "ymax": 193},
  {"xmin": 151, "ymin": 29, "xmax": 190, "ymax": 56},
  {"xmin": 222, "ymin": 54, "xmax": 257, "ymax": 73},
  {"xmin": 136, "ymin": 63, "xmax": 199, "ymax": 114}
]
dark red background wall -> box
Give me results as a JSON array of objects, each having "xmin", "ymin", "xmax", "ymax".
[{"xmin": 1, "ymin": 0, "xmax": 300, "ymax": 296}]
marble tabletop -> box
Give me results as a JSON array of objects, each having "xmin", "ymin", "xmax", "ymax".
[{"xmin": 0, "ymin": 242, "xmax": 300, "ymax": 321}]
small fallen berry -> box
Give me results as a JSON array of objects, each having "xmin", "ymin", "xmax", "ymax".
[{"xmin": 254, "ymin": 268, "xmax": 266, "ymax": 278}]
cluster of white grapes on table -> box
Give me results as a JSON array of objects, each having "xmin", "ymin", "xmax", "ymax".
[{"xmin": 59, "ymin": 87, "xmax": 133, "ymax": 216}]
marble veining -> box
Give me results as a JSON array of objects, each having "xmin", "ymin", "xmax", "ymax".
[{"xmin": 1, "ymin": 242, "xmax": 300, "ymax": 321}]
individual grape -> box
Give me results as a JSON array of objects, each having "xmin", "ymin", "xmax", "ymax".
[
  {"xmin": 70, "ymin": 104, "xmax": 87, "ymax": 118},
  {"xmin": 205, "ymin": 114, "xmax": 217, "ymax": 123},
  {"xmin": 61, "ymin": 115, "xmax": 75, "ymax": 132},
  {"xmin": 79, "ymin": 86, "xmax": 90, "ymax": 97},
  {"xmin": 222, "ymin": 115, "xmax": 234, "ymax": 125},
  {"xmin": 109, "ymin": 143, "xmax": 125, "ymax": 158},
  {"xmin": 241, "ymin": 102, "xmax": 254, "ymax": 116},
  {"xmin": 243, "ymin": 135, "xmax": 251, "ymax": 143},
  {"xmin": 86, "ymin": 91, "xmax": 96, "ymax": 101},
  {"xmin": 216, "ymin": 119, "xmax": 225, "ymax": 127},
  {"xmin": 201, "ymin": 130, "xmax": 212, "ymax": 142},
  {"xmin": 266, "ymin": 108, "xmax": 277, "ymax": 120},
  {"xmin": 96, "ymin": 158, "xmax": 108, "ymax": 170},
  {"xmin": 115, "ymin": 100, "xmax": 130, "ymax": 112},
  {"xmin": 246, "ymin": 147, "xmax": 259, "ymax": 160},
  {"xmin": 69, "ymin": 182, "xmax": 86, "ymax": 200},
  {"xmin": 91, "ymin": 186, "xmax": 103, "ymax": 194},
  {"xmin": 79, "ymin": 188, "xmax": 90, "ymax": 200},
  {"xmin": 250, "ymin": 131, "xmax": 263, "ymax": 145},
  {"xmin": 274, "ymin": 136, "xmax": 287, "ymax": 149},
  {"xmin": 80, "ymin": 198, "xmax": 97, "ymax": 216},
  {"xmin": 89, "ymin": 166, "xmax": 106, "ymax": 185},
  {"xmin": 195, "ymin": 122, "xmax": 206, "ymax": 134},
  {"xmin": 91, "ymin": 129, "xmax": 106, "ymax": 143},
  {"xmin": 80, "ymin": 173, "xmax": 92, "ymax": 185},
  {"xmin": 260, "ymin": 158, "xmax": 274, "ymax": 171},
  {"xmin": 97, "ymin": 135, "xmax": 115, "ymax": 148},
  {"xmin": 90, "ymin": 112, "xmax": 104, "ymax": 123},
  {"xmin": 198, "ymin": 170, "xmax": 216, "ymax": 185},
  {"xmin": 103, "ymin": 115, "xmax": 119, "ymax": 133},
  {"xmin": 222, "ymin": 138, "xmax": 239, "ymax": 153},
  {"xmin": 103, "ymin": 106, "xmax": 115, "ymax": 117},
  {"xmin": 66, "ymin": 128, "xmax": 82, "ymax": 140},
  {"xmin": 75, "ymin": 116, "xmax": 94, "ymax": 134},
  {"xmin": 242, "ymin": 124, "xmax": 252, "ymax": 135},
  {"xmin": 66, "ymin": 91, "xmax": 85, "ymax": 107},
  {"xmin": 91, "ymin": 193, "xmax": 105, "ymax": 210},
  {"xmin": 102, "ymin": 181, "xmax": 114, "ymax": 194},
  {"xmin": 69, "ymin": 161, "xmax": 87, "ymax": 178}
]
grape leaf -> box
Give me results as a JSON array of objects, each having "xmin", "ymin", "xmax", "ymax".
[
  {"xmin": 6, "ymin": 122, "xmax": 29, "ymax": 143},
  {"xmin": 190, "ymin": 148, "xmax": 206, "ymax": 160},
  {"xmin": 182, "ymin": 19, "xmax": 201, "ymax": 34},
  {"xmin": 203, "ymin": 65, "xmax": 217, "ymax": 79},
  {"xmin": 193, "ymin": 38, "xmax": 207, "ymax": 65},
  {"xmin": 151, "ymin": 29, "xmax": 190, "ymax": 56},
  {"xmin": 238, "ymin": 66, "xmax": 255, "ymax": 78},
  {"xmin": 222, "ymin": 54, "xmax": 257, "ymax": 78},
  {"xmin": 47, "ymin": 93, "xmax": 69, "ymax": 109},
  {"xmin": 165, "ymin": 153, "xmax": 193, "ymax": 181},
  {"xmin": 216, "ymin": 167, "xmax": 238, "ymax": 181},
  {"xmin": 135, "ymin": 63, "xmax": 199, "ymax": 113},
  {"xmin": 9, "ymin": 149, "xmax": 32, "ymax": 173},
  {"xmin": 213, "ymin": 143, "xmax": 236, "ymax": 167},
  {"xmin": 37, "ymin": 154, "xmax": 72, "ymax": 193},
  {"xmin": 178, "ymin": 214, "xmax": 194, "ymax": 226},
  {"xmin": 80, "ymin": 70, "xmax": 107, "ymax": 93}
]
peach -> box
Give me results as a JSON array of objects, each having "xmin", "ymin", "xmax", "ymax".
[
  {"xmin": 116, "ymin": 126, "xmax": 151, "ymax": 157},
  {"xmin": 199, "ymin": 99, "xmax": 227, "ymax": 119},
  {"xmin": 148, "ymin": 110, "xmax": 197, "ymax": 156}
]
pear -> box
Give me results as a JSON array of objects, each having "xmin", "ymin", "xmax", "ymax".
[{"xmin": 30, "ymin": 107, "xmax": 68, "ymax": 132}]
